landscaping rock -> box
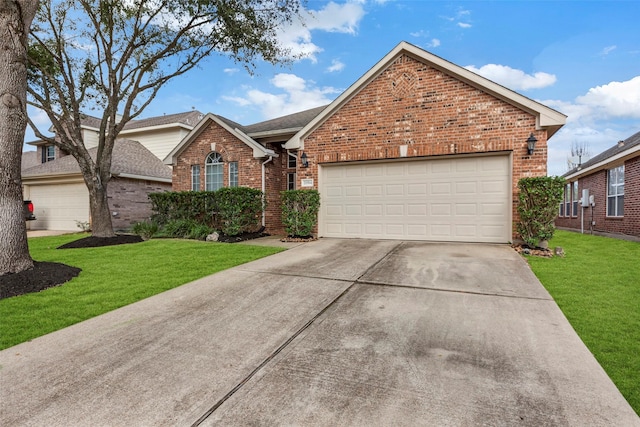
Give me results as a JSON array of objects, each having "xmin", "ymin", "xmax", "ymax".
[{"xmin": 206, "ymin": 232, "xmax": 220, "ymax": 242}]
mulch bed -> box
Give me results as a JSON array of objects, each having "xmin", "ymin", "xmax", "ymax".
[
  {"xmin": 57, "ymin": 234, "xmax": 143, "ymax": 249},
  {"xmin": 0, "ymin": 262, "xmax": 81, "ymax": 300},
  {"xmin": 511, "ymin": 243, "xmax": 556, "ymax": 258},
  {"xmin": 217, "ymin": 231, "xmax": 270, "ymax": 243}
]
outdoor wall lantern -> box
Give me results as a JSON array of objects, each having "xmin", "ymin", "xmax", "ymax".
[
  {"xmin": 526, "ymin": 133, "xmax": 538, "ymax": 155},
  {"xmin": 301, "ymin": 152, "xmax": 309, "ymax": 168}
]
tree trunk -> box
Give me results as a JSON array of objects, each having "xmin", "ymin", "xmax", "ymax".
[
  {"xmin": 0, "ymin": 0, "xmax": 39, "ymax": 275},
  {"xmin": 87, "ymin": 179, "xmax": 115, "ymax": 238}
]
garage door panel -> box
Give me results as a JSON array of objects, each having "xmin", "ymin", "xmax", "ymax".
[
  {"xmin": 29, "ymin": 183, "xmax": 89, "ymax": 231},
  {"xmin": 320, "ymin": 156, "xmax": 511, "ymax": 243}
]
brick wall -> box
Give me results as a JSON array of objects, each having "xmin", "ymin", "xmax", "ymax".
[
  {"xmin": 172, "ymin": 120, "xmax": 286, "ymax": 234},
  {"xmin": 556, "ymin": 156, "xmax": 640, "ymax": 237},
  {"xmin": 108, "ymin": 177, "xmax": 171, "ymax": 231},
  {"xmin": 297, "ymin": 54, "xmax": 548, "ymax": 239}
]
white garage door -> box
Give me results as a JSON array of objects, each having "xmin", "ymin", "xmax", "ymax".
[
  {"xmin": 29, "ymin": 183, "xmax": 90, "ymax": 231},
  {"xmin": 319, "ymin": 155, "xmax": 511, "ymax": 243}
]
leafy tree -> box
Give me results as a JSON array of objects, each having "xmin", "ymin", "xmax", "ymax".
[
  {"xmin": 0, "ymin": 0, "xmax": 39, "ymax": 275},
  {"xmin": 26, "ymin": 0, "xmax": 302, "ymax": 237}
]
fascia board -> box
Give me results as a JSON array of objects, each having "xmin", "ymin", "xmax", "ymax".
[
  {"xmin": 564, "ymin": 145, "xmax": 640, "ymax": 180},
  {"xmin": 115, "ymin": 173, "xmax": 172, "ymax": 183}
]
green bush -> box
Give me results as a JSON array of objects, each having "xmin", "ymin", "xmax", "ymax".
[
  {"xmin": 216, "ymin": 187, "xmax": 263, "ymax": 236},
  {"xmin": 517, "ymin": 176, "xmax": 565, "ymax": 247},
  {"xmin": 281, "ymin": 190, "xmax": 321, "ymax": 237},
  {"xmin": 149, "ymin": 191, "xmax": 218, "ymax": 228},
  {"xmin": 147, "ymin": 189, "xmax": 264, "ymax": 239},
  {"xmin": 131, "ymin": 220, "xmax": 159, "ymax": 240}
]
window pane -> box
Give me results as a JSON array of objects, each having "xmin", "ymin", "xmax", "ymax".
[
  {"xmin": 191, "ymin": 165, "xmax": 200, "ymax": 191},
  {"xmin": 287, "ymin": 172, "xmax": 296, "ymax": 190},
  {"xmin": 229, "ymin": 162, "xmax": 238, "ymax": 187},
  {"xmin": 607, "ymin": 197, "xmax": 616, "ymax": 216},
  {"xmin": 608, "ymin": 169, "xmax": 615, "ymax": 195},
  {"xmin": 559, "ymin": 204, "xmax": 564, "ymax": 217},
  {"xmin": 205, "ymin": 152, "xmax": 223, "ymax": 191},
  {"xmin": 618, "ymin": 195, "xmax": 624, "ymax": 216},
  {"xmin": 288, "ymin": 152, "xmax": 297, "ymax": 169}
]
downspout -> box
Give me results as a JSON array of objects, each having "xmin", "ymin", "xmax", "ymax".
[{"xmin": 261, "ymin": 155, "xmax": 274, "ymax": 227}]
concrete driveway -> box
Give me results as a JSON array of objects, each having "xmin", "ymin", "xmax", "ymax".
[{"xmin": 1, "ymin": 239, "xmax": 637, "ymax": 426}]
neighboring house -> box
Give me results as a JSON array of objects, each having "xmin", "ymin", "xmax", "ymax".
[
  {"xmin": 166, "ymin": 41, "xmax": 566, "ymax": 243},
  {"xmin": 22, "ymin": 140, "xmax": 171, "ymax": 231},
  {"xmin": 22, "ymin": 111, "xmax": 201, "ymax": 231},
  {"xmin": 555, "ymin": 131, "xmax": 640, "ymax": 238}
]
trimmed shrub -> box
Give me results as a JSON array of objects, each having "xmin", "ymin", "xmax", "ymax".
[
  {"xmin": 216, "ymin": 187, "xmax": 263, "ymax": 236},
  {"xmin": 281, "ymin": 190, "xmax": 321, "ymax": 237},
  {"xmin": 517, "ymin": 176, "xmax": 565, "ymax": 247}
]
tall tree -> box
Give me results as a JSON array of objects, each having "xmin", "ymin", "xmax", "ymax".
[
  {"xmin": 27, "ymin": 0, "xmax": 301, "ymax": 237},
  {"xmin": 0, "ymin": 0, "xmax": 39, "ymax": 275}
]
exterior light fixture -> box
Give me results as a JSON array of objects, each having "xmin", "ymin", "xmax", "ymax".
[
  {"xmin": 301, "ymin": 152, "xmax": 309, "ymax": 168},
  {"xmin": 526, "ymin": 133, "xmax": 538, "ymax": 155}
]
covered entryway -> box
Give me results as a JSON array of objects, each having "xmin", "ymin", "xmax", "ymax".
[
  {"xmin": 319, "ymin": 154, "xmax": 511, "ymax": 243},
  {"xmin": 27, "ymin": 182, "xmax": 90, "ymax": 231}
]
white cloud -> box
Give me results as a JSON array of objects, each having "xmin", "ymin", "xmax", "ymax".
[
  {"xmin": 540, "ymin": 75, "xmax": 640, "ymax": 175},
  {"xmin": 600, "ymin": 45, "xmax": 617, "ymax": 56},
  {"xmin": 575, "ymin": 76, "xmax": 640, "ymax": 119},
  {"xmin": 327, "ymin": 59, "xmax": 345, "ymax": 73},
  {"xmin": 223, "ymin": 68, "xmax": 239, "ymax": 75},
  {"xmin": 278, "ymin": 1, "xmax": 366, "ymax": 62},
  {"xmin": 457, "ymin": 22, "xmax": 472, "ymax": 29},
  {"xmin": 223, "ymin": 73, "xmax": 339, "ymax": 119},
  {"xmin": 465, "ymin": 64, "xmax": 557, "ymax": 90},
  {"xmin": 427, "ymin": 38, "xmax": 441, "ymax": 48}
]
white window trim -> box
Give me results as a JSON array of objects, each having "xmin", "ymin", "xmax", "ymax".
[{"xmin": 607, "ymin": 165, "xmax": 624, "ymax": 217}]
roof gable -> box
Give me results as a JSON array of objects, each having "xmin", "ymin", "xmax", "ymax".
[
  {"xmin": 286, "ymin": 41, "xmax": 566, "ymax": 150},
  {"xmin": 163, "ymin": 113, "xmax": 276, "ymax": 165}
]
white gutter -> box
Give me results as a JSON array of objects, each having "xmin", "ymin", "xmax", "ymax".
[{"xmin": 261, "ymin": 155, "xmax": 274, "ymax": 227}]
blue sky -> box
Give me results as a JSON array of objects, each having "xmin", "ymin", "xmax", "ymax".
[{"xmin": 26, "ymin": 0, "xmax": 640, "ymax": 176}]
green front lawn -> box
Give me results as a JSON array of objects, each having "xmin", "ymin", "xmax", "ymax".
[
  {"xmin": 0, "ymin": 234, "xmax": 283, "ymax": 350},
  {"xmin": 527, "ymin": 230, "xmax": 640, "ymax": 415}
]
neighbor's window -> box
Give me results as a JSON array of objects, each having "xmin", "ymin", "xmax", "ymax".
[
  {"xmin": 572, "ymin": 181, "xmax": 579, "ymax": 216},
  {"xmin": 607, "ymin": 165, "xmax": 624, "ymax": 217},
  {"xmin": 288, "ymin": 151, "xmax": 297, "ymax": 169},
  {"xmin": 42, "ymin": 145, "xmax": 55, "ymax": 163},
  {"xmin": 205, "ymin": 152, "xmax": 223, "ymax": 191},
  {"xmin": 229, "ymin": 161, "xmax": 238, "ymax": 187},
  {"xmin": 564, "ymin": 183, "xmax": 571, "ymax": 218},
  {"xmin": 287, "ymin": 172, "xmax": 296, "ymax": 190},
  {"xmin": 191, "ymin": 165, "xmax": 200, "ymax": 191}
]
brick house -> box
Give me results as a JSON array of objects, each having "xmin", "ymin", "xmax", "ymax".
[
  {"xmin": 22, "ymin": 141, "xmax": 172, "ymax": 231},
  {"xmin": 167, "ymin": 41, "xmax": 566, "ymax": 243},
  {"xmin": 22, "ymin": 111, "xmax": 202, "ymax": 231},
  {"xmin": 555, "ymin": 131, "xmax": 640, "ymax": 238}
]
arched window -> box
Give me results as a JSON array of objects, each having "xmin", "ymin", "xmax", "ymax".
[{"xmin": 205, "ymin": 152, "xmax": 223, "ymax": 191}]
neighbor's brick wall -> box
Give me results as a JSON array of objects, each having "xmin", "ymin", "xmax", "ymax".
[
  {"xmin": 108, "ymin": 177, "xmax": 171, "ymax": 231},
  {"xmin": 172, "ymin": 121, "xmax": 286, "ymax": 234},
  {"xmin": 556, "ymin": 156, "xmax": 640, "ymax": 237},
  {"xmin": 297, "ymin": 54, "xmax": 548, "ymax": 239}
]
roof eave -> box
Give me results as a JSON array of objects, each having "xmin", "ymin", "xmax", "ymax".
[{"xmin": 564, "ymin": 144, "xmax": 640, "ymax": 180}]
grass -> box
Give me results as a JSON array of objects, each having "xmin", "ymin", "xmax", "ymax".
[
  {"xmin": 0, "ymin": 233, "xmax": 284, "ymax": 350},
  {"xmin": 526, "ymin": 230, "xmax": 640, "ymax": 415}
]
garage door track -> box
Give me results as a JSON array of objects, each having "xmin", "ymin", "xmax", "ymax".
[{"xmin": 1, "ymin": 239, "xmax": 637, "ymax": 426}]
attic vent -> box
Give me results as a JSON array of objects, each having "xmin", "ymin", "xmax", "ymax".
[{"xmin": 618, "ymin": 140, "xmax": 625, "ymax": 147}]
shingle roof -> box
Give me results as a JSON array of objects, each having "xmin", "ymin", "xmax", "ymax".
[
  {"xmin": 77, "ymin": 111, "xmax": 203, "ymax": 131},
  {"xmin": 563, "ymin": 130, "xmax": 640, "ymax": 177},
  {"xmin": 21, "ymin": 151, "xmax": 40, "ymax": 171},
  {"xmin": 244, "ymin": 105, "xmax": 328, "ymax": 134},
  {"xmin": 21, "ymin": 140, "xmax": 172, "ymax": 181}
]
